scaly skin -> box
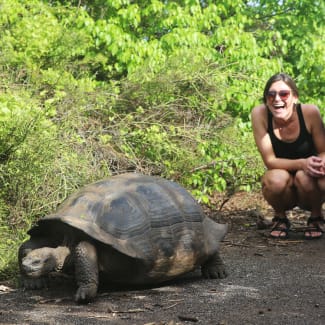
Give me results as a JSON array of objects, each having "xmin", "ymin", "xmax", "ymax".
[
  {"xmin": 201, "ymin": 251, "xmax": 228, "ymax": 279},
  {"xmin": 74, "ymin": 241, "xmax": 99, "ymax": 303}
]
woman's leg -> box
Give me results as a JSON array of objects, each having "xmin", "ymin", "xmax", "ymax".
[
  {"xmin": 294, "ymin": 171, "xmax": 325, "ymax": 238},
  {"xmin": 262, "ymin": 169, "xmax": 297, "ymax": 215},
  {"xmin": 262, "ymin": 169, "xmax": 297, "ymax": 238}
]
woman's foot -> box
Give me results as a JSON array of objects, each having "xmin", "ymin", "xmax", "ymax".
[
  {"xmin": 304, "ymin": 216, "xmax": 325, "ymax": 239},
  {"xmin": 270, "ymin": 217, "xmax": 290, "ymax": 239}
]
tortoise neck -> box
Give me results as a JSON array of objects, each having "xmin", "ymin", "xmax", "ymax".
[{"xmin": 54, "ymin": 246, "xmax": 71, "ymax": 271}]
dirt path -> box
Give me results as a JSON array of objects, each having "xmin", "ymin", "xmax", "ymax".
[{"xmin": 1, "ymin": 193, "xmax": 324, "ymax": 325}]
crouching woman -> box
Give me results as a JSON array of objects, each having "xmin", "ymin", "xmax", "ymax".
[{"xmin": 251, "ymin": 73, "xmax": 325, "ymax": 239}]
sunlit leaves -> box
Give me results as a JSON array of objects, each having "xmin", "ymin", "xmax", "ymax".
[{"xmin": 0, "ymin": 0, "xmax": 324, "ymax": 213}]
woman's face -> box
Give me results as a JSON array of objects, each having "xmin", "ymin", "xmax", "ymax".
[{"xmin": 266, "ymin": 80, "xmax": 298, "ymax": 121}]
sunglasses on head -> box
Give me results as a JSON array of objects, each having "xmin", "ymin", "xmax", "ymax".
[{"xmin": 266, "ymin": 90, "xmax": 291, "ymax": 101}]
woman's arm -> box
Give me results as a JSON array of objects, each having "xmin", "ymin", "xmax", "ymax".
[
  {"xmin": 303, "ymin": 104, "xmax": 325, "ymax": 174},
  {"xmin": 303, "ymin": 104, "xmax": 325, "ymax": 156}
]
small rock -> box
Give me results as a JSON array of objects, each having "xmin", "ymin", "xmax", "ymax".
[
  {"xmin": 0, "ymin": 285, "xmax": 15, "ymax": 293},
  {"xmin": 178, "ymin": 314, "xmax": 198, "ymax": 322}
]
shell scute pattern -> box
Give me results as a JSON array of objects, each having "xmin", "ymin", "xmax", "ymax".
[{"xmin": 99, "ymin": 195, "xmax": 149, "ymax": 240}]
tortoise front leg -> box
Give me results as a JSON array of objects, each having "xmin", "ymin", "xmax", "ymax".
[
  {"xmin": 74, "ymin": 241, "xmax": 99, "ymax": 303},
  {"xmin": 201, "ymin": 251, "xmax": 228, "ymax": 279}
]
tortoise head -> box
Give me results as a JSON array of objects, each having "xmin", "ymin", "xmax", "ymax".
[{"xmin": 21, "ymin": 246, "xmax": 71, "ymax": 277}]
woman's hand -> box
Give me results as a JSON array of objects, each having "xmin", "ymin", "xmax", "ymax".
[{"xmin": 304, "ymin": 156, "xmax": 325, "ymax": 177}]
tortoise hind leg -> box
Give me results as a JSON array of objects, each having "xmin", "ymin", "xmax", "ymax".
[
  {"xmin": 74, "ymin": 241, "xmax": 99, "ymax": 303},
  {"xmin": 201, "ymin": 251, "xmax": 228, "ymax": 279}
]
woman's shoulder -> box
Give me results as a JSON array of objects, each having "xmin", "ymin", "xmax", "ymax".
[
  {"xmin": 251, "ymin": 104, "xmax": 268, "ymax": 130},
  {"xmin": 251, "ymin": 104, "xmax": 268, "ymax": 121},
  {"xmin": 300, "ymin": 103, "xmax": 319, "ymax": 112},
  {"xmin": 300, "ymin": 103, "xmax": 323, "ymax": 132},
  {"xmin": 300, "ymin": 103, "xmax": 321, "ymax": 119},
  {"xmin": 251, "ymin": 103, "xmax": 267, "ymax": 116}
]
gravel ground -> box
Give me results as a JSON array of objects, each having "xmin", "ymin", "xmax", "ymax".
[{"xmin": 1, "ymin": 193, "xmax": 324, "ymax": 325}]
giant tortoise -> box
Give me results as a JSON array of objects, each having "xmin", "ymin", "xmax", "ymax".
[{"xmin": 19, "ymin": 173, "xmax": 228, "ymax": 303}]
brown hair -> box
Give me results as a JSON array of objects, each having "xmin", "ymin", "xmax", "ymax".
[{"xmin": 263, "ymin": 73, "xmax": 299, "ymax": 104}]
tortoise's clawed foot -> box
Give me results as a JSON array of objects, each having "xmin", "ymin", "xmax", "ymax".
[
  {"xmin": 75, "ymin": 284, "xmax": 97, "ymax": 303},
  {"xmin": 201, "ymin": 253, "xmax": 228, "ymax": 279},
  {"xmin": 201, "ymin": 263, "xmax": 228, "ymax": 279}
]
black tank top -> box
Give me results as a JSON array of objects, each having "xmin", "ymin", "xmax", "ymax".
[{"xmin": 267, "ymin": 104, "xmax": 316, "ymax": 159}]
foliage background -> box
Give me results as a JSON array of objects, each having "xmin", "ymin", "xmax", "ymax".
[{"xmin": 0, "ymin": 0, "xmax": 324, "ymax": 279}]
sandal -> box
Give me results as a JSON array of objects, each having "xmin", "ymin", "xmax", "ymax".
[
  {"xmin": 270, "ymin": 217, "xmax": 291, "ymax": 239},
  {"xmin": 304, "ymin": 216, "xmax": 325, "ymax": 240}
]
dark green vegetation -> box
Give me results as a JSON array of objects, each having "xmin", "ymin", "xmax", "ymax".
[{"xmin": 0, "ymin": 0, "xmax": 324, "ymax": 279}]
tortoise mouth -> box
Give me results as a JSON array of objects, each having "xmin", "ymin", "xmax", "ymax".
[
  {"xmin": 23, "ymin": 269, "xmax": 44, "ymax": 277},
  {"xmin": 22, "ymin": 262, "xmax": 48, "ymax": 277}
]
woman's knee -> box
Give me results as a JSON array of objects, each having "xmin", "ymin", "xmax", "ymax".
[
  {"xmin": 294, "ymin": 171, "xmax": 318, "ymax": 192},
  {"xmin": 262, "ymin": 169, "xmax": 292, "ymax": 192}
]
